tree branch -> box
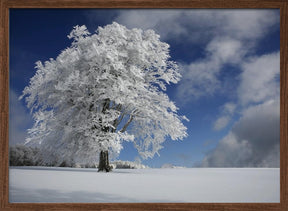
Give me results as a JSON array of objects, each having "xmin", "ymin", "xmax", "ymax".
[{"xmin": 120, "ymin": 115, "xmax": 134, "ymax": 133}]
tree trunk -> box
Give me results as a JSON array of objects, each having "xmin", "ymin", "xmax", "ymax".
[{"xmin": 98, "ymin": 150, "xmax": 112, "ymax": 172}]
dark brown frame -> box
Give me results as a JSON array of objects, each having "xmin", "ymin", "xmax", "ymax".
[{"xmin": 1, "ymin": 0, "xmax": 287, "ymax": 210}]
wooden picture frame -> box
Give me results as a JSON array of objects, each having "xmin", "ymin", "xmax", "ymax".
[{"xmin": 1, "ymin": 0, "xmax": 287, "ymax": 210}]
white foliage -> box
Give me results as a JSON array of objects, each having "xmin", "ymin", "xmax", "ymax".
[{"xmin": 21, "ymin": 22, "xmax": 188, "ymax": 164}]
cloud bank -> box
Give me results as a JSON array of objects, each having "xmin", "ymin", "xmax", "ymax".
[
  {"xmin": 201, "ymin": 100, "xmax": 280, "ymax": 167},
  {"xmin": 115, "ymin": 9, "xmax": 278, "ymax": 43},
  {"xmin": 202, "ymin": 51, "xmax": 280, "ymax": 167}
]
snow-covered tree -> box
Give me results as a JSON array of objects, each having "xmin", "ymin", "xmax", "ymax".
[{"xmin": 21, "ymin": 22, "xmax": 188, "ymax": 172}]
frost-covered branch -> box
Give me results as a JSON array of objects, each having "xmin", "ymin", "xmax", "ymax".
[{"xmin": 120, "ymin": 115, "xmax": 134, "ymax": 133}]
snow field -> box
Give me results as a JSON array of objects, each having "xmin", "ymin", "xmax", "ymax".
[{"xmin": 9, "ymin": 167, "xmax": 279, "ymax": 203}]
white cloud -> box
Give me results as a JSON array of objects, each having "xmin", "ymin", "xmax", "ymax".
[
  {"xmin": 115, "ymin": 9, "xmax": 279, "ymax": 43},
  {"xmin": 206, "ymin": 38, "xmax": 246, "ymax": 64},
  {"xmin": 116, "ymin": 10, "xmax": 185, "ymax": 41},
  {"xmin": 223, "ymin": 102, "xmax": 236, "ymax": 114},
  {"xmin": 238, "ymin": 52, "xmax": 280, "ymax": 105},
  {"xmin": 9, "ymin": 89, "xmax": 32, "ymax": 145},
  {"xmin": 213, "ymin": 116, "xmax": 230, "ymax": 131},
  {"xmin": 177, "ymin": 60, "xmax": 220, "ymax": 100},
  {"xmin": 219, "ymin": 10, "xmax": 279, "ymax": 40},
  {"xmin": 177, "ymin": 37, "xmax": 247, "ymax": 101},
  {"xmin": 201, "ymin": 99, "xmax": 280, "ymax": 167},
  {"xmin": 212, "ymin": 102, "xmax": 236, "ymax": 131}
]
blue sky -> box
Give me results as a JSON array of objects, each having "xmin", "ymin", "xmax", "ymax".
[{"xmin": 9, "ymin": 9, "xmax": 280, "ymax": 168}]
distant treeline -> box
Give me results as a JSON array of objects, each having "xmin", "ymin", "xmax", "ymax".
[
  {"xmin": 9, "ymin": 145, "xmax": 42, "ymax": 166},
  {"xmin": 9, "ymin": 145, "xmax": 148, "ymax": 169},
  {"xmin": 9, "ymin": 145, "xmax": 74, "ymax": 167}
]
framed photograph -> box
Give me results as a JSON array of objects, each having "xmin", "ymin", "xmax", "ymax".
[{"xmin": 1, "ymin": 0, "xmax": 287, "ymax": 210}]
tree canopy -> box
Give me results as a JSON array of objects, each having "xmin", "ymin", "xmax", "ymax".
[{"xmin": 21, "ymin": 22, "xmax": 188, "ymax": 165}]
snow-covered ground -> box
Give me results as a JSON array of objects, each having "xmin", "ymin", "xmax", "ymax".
[{"xmin": 9, "ymin": 167, "xmax": 279, "ymax": 203}]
